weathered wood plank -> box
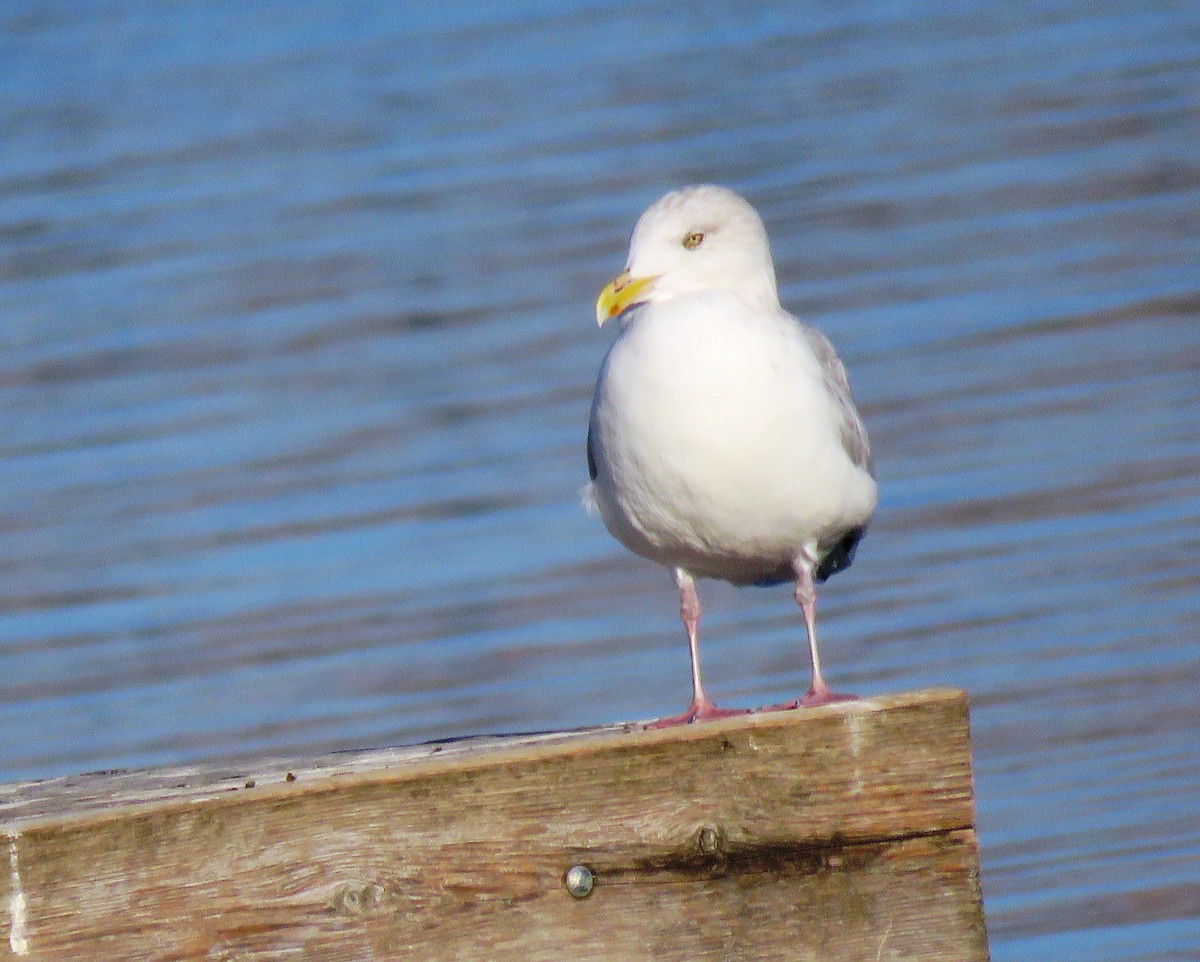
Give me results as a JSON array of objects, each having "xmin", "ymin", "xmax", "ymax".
[{"xmin": 1, "ymin": 688, "xmax": 987, "ymax": 961}]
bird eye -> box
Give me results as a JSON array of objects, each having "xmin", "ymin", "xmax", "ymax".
[{"xmin": 682, "ymin": 232, "xmax": 704, "ymax": 250}]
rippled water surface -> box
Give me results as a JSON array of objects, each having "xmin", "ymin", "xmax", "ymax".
[{"xmin": 2, "ymin": 1, "xmax": 1198, "ymax": 958}]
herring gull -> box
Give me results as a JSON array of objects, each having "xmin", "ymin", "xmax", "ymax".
[{"xmin": 586, "ymin": 185, "xmax": 877, "ymax": 727}]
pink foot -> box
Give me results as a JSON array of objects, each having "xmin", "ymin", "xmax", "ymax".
[
  {"xmin": 644, "ymin": 699, "xmax": 750, "ymax": 730},
  {"xmin": 800, "ymin": 686, "xmax": 859, "ymax": 708},
  {"xmin": 758, "ymin": 686, "xmax": 859, "ymax": 713}
]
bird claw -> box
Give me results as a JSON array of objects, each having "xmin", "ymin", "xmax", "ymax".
[
  {"xmin": 757, "ymin": 687, "xmax": 860, "ymax": 713},
  {"xmin": 644, "ymin": 699, "xmax": 750, "ymax": 729}
]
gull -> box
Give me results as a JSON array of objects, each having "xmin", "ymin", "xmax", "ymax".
[{"xmin": 586, "ymin": 185, "xmax": 877, "ymax": 727}]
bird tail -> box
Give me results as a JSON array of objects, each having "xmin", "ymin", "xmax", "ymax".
[{"xmin": 815, "ymin": 526, "xmax": 867, "ymax": 583}]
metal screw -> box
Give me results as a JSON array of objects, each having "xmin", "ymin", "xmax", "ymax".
[
  {"xmin": 698, "ymin": 826, "xmax": 721, "ymax": 854},
  {"xmin": 564, "ymin": 864, "xmax": 594, "ymax": 899}
]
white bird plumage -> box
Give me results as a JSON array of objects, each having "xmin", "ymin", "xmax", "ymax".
[{"xmin": 586, "ymin": 185, "xmax": 877, "ymax": 727}]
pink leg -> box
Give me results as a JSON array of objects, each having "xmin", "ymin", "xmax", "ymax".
[
  {"xmin": 760, "ymin": 555, "xmax": 857, "ymax": 712},
  {"xmin": 645, "ymin": 570, "xmax": 749, "ymax": 729}
]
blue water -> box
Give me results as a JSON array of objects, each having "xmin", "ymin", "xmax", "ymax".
[{"xmin": 2, "ymin": 1, "xmax": 1198, "ymax": 958}]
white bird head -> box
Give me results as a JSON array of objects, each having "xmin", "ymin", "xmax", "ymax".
[{"xmin": 596, "ymin": 185, "xmax": 780, "ymax": 326}]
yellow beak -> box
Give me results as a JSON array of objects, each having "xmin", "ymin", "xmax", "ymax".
[{"xmin": 595, "ymin": 270, "xmax": 657, "ymax": 326}]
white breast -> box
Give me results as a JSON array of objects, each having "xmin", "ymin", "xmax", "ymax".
[{"xmin": 589, "ymin": 291, "xmax": 877, "ymax": 583}]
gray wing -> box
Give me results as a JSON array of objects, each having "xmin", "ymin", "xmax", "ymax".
[{"xmin": 799, "ymin": 324, "xmax": 873, "ymax": 475}]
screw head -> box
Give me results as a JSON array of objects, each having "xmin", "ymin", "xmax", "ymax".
[{"xmin": 564, "ymin": 864, "xmax": 594, "ymax": 899}]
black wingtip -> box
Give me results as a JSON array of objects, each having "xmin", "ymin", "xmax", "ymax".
[
  {"xmin": 586, "ymin": 423, "xmax": 598, "ymax": 481},
  {"xmin": 815, "ymin": 526, "xmax": 866, "ymax": 584}
]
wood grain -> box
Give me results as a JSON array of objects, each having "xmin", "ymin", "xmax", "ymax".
[{"xmin": 1, "ymin": 688, "xmax": 988, "ymax": 961}]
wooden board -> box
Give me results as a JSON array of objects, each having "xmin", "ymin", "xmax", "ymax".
[{"xmin": 1, "ymin": 688, "xmax": 989, "ymax": 961}]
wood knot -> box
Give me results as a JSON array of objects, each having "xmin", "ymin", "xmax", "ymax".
[{"xmin": 331, "ymin": 881, "xmax": 382, "ymax": 916}]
